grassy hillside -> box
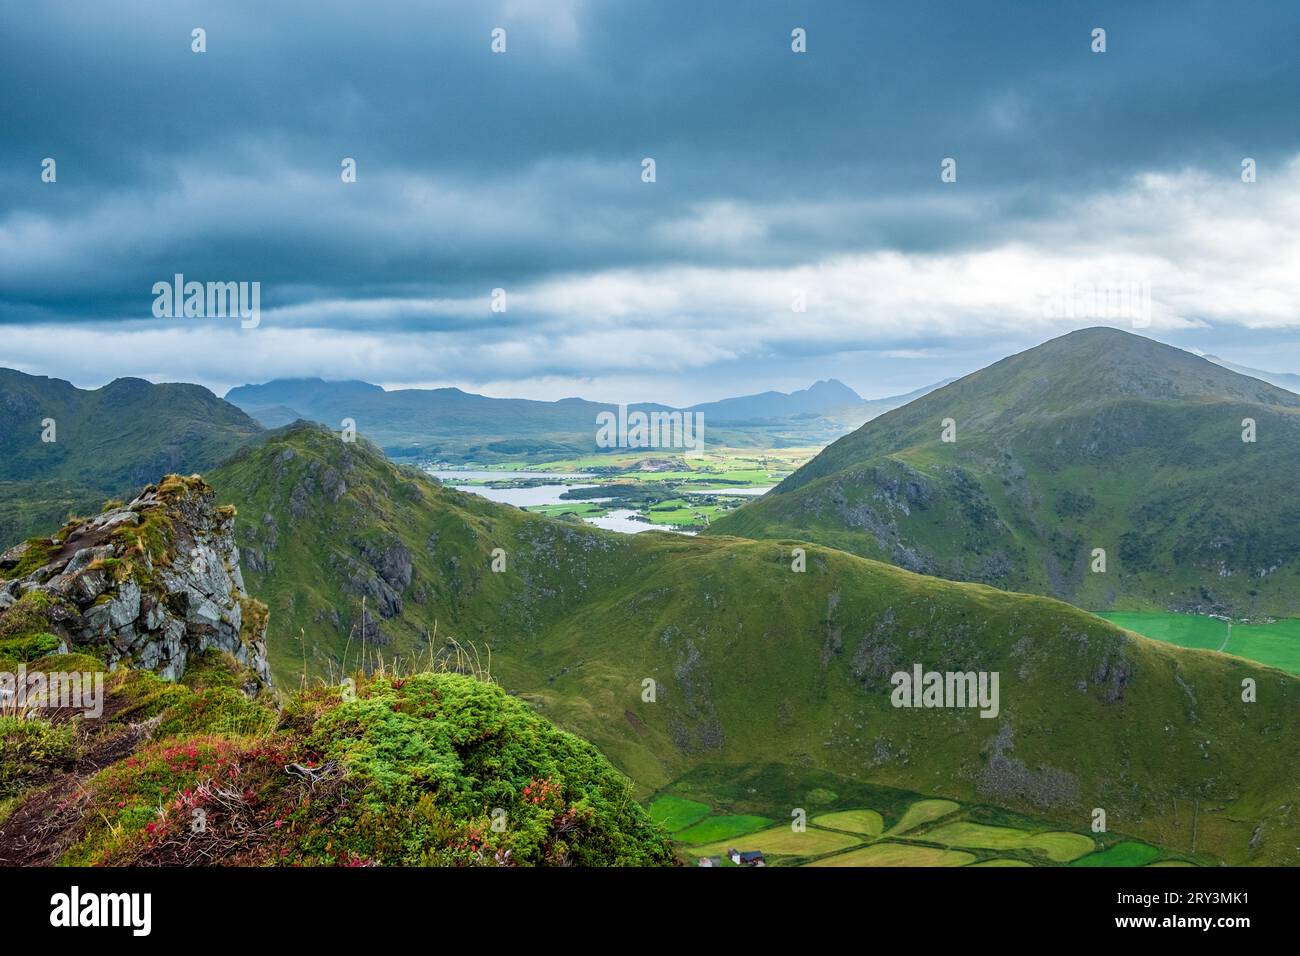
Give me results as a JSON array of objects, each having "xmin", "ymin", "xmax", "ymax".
[
  {"xmin": 207, "ymin": 422, "xmax": 1300, "ymax": 864},
  {"xmin": 0, "ymin": 368, "xmax": 263, "ymax": 540},
  {"xmin": 0, "ymin": 478, "xmax": 106, "ymax": 549},
  {"xmin": 707, "ymin": 328, "xmax": 1300, "ymax": 617}
]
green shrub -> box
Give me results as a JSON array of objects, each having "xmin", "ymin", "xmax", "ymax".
[
  {"xmin": 0, "ymin": 632, "xmax": 61, "ymax": 663},
  {"xmin": 155, "ymin": 686, "xmax": 277, "ymax": 737},
  {"xmin": 180, "ymin": 649, "xmax": 254, "ymax": 691},
  {"xmin": 61, "ymin": 671, "xmax": 674, "ymax": 867},
  {"xmin": 297, "ymin": 672, "xmax": 675, "ymax": 866},
  {"xmin": 238, "ymin": 596, "xmax": 269, "ymax": 647},
  {"xmin": 30, "ymin": 651, "xmax": 105, "ymax": 674},
  {"xmin": 108, "ymin": 669, "xmax": 191, "ymax": 724}
]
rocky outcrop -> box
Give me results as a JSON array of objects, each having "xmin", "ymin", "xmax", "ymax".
[{"xmin": 0, "ymin": 475, "xmax": 271, "ymax": 689}]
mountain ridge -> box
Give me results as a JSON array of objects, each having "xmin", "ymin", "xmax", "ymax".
[
  {"xmin": 222, "ymin": 375, "xmax": 942, "ymax": 460},
  {"xmin": 708, "ymin": 328, "xmax": 1300, "ymax": 617},
  {"xmin": 196, "ymin": 421, "xmax": 1300, "ymax": 864}
]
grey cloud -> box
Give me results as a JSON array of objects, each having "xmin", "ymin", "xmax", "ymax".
[{"xmin": 2, "ymin": 0, "xmax": 1299, "ymax": 397}]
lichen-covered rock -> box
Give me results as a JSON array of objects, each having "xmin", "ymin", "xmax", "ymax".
[
  {"xmin": 0, "ymin": 475, "xmax": 271, "ymax": 691},
  {"xmin": 0, "ymin": 541, "xmax": 33, "ymax": 569}
]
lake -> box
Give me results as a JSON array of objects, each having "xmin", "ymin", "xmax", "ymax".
[
  {"xmin": 444, "ymin": 483, "xmax": 603, "ymax": 508},
  {"xmin": 585, "ymin": 509, "xmax": 667, "ymax": 534},
  {"xmin": 443, "ymin": 482, "xmax": 697, "ymax": 535},
  {"xmin": 430, "ymin": 466, "xmax": 727, "ymax": 535}
]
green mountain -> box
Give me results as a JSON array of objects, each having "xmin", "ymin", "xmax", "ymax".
[
  {"xmin": 204, "ymin": 421, "xmax": 1300, "ymax": 864},
  {"xmin": 707, "ymin": 328, "xmax": 1300, "ymax": 617},
  {"xmin": 0, "ymin": 369, "xmax": 263, "ymax": 543}
]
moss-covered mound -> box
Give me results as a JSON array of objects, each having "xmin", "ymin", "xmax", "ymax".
[{"xmin": 0, "ymin": 666, "xmax": 674, "ymax": 867}]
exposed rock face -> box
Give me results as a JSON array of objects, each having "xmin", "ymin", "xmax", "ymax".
[{"xmin": 0, "ymin": 476, "xmax": 271, "ymax": 689}]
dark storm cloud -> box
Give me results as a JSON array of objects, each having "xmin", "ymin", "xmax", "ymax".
[
  {"xmin": 4, "ymin": 0, "xmax": 1298, "ymax": 318},
  {"xmin": 1, "ymin": 0, "xmax": 1298, "ymax": 399}
]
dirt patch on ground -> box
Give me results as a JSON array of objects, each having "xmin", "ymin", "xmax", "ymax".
[
  {"xmin": 0, "ymin": 702, "xmax": 159, "ymax": 865},
  {"xmin": 624, "ymin": 710, "xmax": 647, "ymax": 736},
  {"xmin": 40, "ymin": 681, "xmax": 133, "ymax": 728},
  {"xmin": 41, "ymin": 523, "xmax": 117, "ymax": 572}
]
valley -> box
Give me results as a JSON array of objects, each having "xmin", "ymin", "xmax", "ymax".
[
  {"xmin": 9, "ymin": 0, "xmax": 1300, "ymax": 897},
  {"xmin": 4, "ymin": 329, "xmax": 1300, "ymax": 868},
  {"xmin": 424, "ymin": 447, "xmax": 813, "ymax": 533},
  {"xmin": 224, "ymin": 376, "xmax": 930, "ymax": 464},
  {"xmin": 196, "ymin": 421, "xmax": 1300, "ymax": 865}
]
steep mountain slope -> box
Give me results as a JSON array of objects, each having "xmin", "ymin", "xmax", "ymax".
[
  {"xmin": 0, "ymin": 480, "xmax": 102, "ymax": 558},
  {"xmin": 205, "ymin": 422, "xmax": 1300, "ymax": 863},
  {"xmin": 0, "ymin": 369, "xmax": 263, "ymax": 542},
  {"xmin": 707, "ymin": 328, "xmax": 1300, "ymax": 617}
]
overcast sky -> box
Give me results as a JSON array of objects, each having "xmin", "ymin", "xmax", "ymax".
[{"xmin": 3, "ymin": 0, "xmax": 1300, "ymax": 405}]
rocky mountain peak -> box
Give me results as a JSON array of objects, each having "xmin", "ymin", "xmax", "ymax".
[{"xmin": 0, "ymin": 474, "xmax": 271, "ymax": 690}]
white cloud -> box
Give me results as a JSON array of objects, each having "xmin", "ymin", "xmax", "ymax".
[{"xmin": 6, "ymin": 155, "xmax": 1300, "ymax": 399}]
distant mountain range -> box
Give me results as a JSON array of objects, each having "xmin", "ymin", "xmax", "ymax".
[
  {"xmin": 1204, "ymin": 355, "xmax": 1300, "ymax": 394},
  {"xmin": 223, "ymin": 376, "xmax": 950, "ymax": 460},
  {"xmin": 0, "ymin": 367, "xmax": 941, "ymax": 540},
  {"xmin": 688, "ymin": 378, "xmax": 862, "ymax": 421},
  {"xmin": 708, "ymin": 328, "xmax": 1300, "ymax": 617},
  {"xmin": 5, "ymin": 332, "xmax": 1297, "ymax": 617}
]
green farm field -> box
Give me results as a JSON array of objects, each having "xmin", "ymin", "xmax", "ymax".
[
  {"xmin": 672, "ymin": 815, "xmax": 775, "ymax": 845},
  {"xmin": 924, "ymin": 822, "xmax": 1096, "ymax": 863},
  {"xmin": 1097, "ymin": 612, "xmax": 1300, "ymax": 674},
  {"xmin": 811, "ymin": 809, "xmax": 884, "ymax": 836},
  {"xmin": 693, "ymin": 826, "xmax": 861, "ymax": 858},
  {"xmin": 887, "ymin": 799, "xmax": 959, "ymax": 835},
  {"xmin": 1069, "ymin": 841, "xmax": 1165, "ymax": 867},
  {"xmin": 646, "ymin": 796, "xmax": 711, "ymax": 832},
  {"xmin": 807, "ymin": 844, "xmax": 976, "ymax": 867},
  {"xmin": 520, "ymin": 447, "xmax": 819, "ymax": 481},
  {"xmin": 649, "ymin": 783, "xmax": 1185, "ymax": 868}
]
